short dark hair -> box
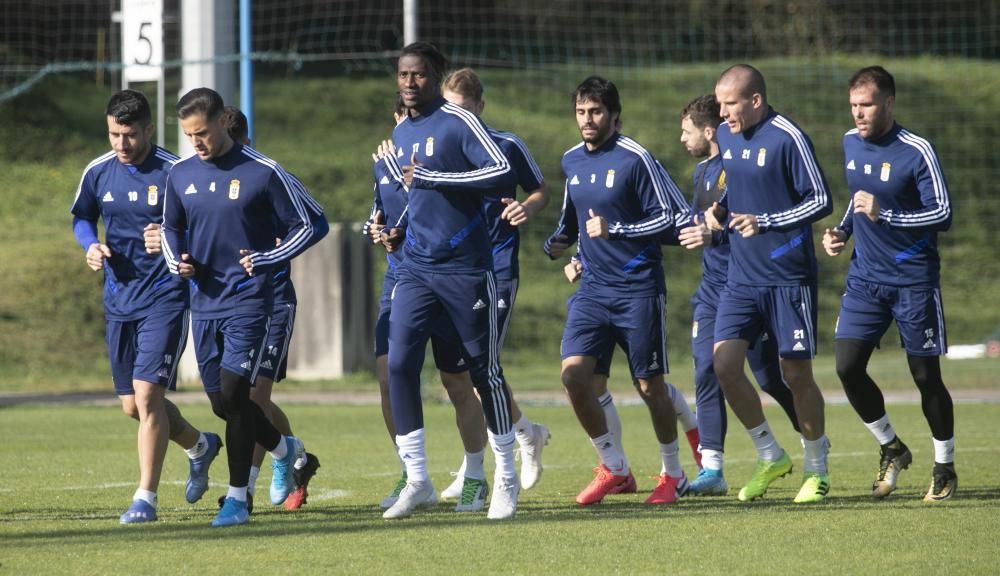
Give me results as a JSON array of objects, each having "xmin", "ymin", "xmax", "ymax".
[
  {"xmin": 176, "ymin": 87, "xmax": 224, "ymax": 120},
  {"xmin": 106, "ymin": 89, "xmax": 151, "ymax": 126},
  {"xmin": 682, "ymin": 94, "xmax": 720, "ymax": 129},
  {"xmin": 719, "ymin": 64, "xmax": 767, "ymax": 101},
  {"xmin": 849, "ymin": 65, "xmax": 895, "ymax": 98},
  {"xmin": 443, "ymin": 67, "xmax": 484, "ymax": 102},
  {"xmin": 220, "ymin": 105, "xmax": 249, "ymax": 143},
  {"xmin": 572, "ymin": 76, "xmax": 622, "ymax": 117},
  {"xmin": 399, "ymin": 41, "xmax": 448, "ymax": 83}
]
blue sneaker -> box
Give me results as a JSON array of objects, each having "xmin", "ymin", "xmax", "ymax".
[
  {"xmin": 270, "ymin": 436, "xmax": 302, "ymax": 505},
  {"xmin": 186, "ymin": 432, "xmax": 223, "ymax": 504},
  {"xmin": 120, "ymin": 499, "xmax": 157, "ymax": 524},
  {"xmin": 212, "ymin": 497, "xmax": 250, "ymax": 527},
  {"xmin": 689, "ymin": 468, "xmax": 729, "ymax": 496}
]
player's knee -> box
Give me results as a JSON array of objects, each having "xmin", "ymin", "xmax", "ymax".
[
  {"xmin": 441, "ymin": 371, "xmax": 476, "ymax": 401},
  {"xmin": 120, "ymin": 399, "xmax": 139, "ymax": 420},
  {"xmin": 712, "ymin": 355, "xmax": 742, "ymax": 386},
  {"xmin": 561, "ymin": 367, "xmax": 590, "ymax": 395},
  {"xmin": 206, "ymin": 391, "xmax": 229, "ymax": 421},
  {"xmin": 634, "ymin": 377, "xmax": 665, "ymax": 402},
  {"xmin": 907, "ymin": 355, "xmax": 943, "ymax": 393}
]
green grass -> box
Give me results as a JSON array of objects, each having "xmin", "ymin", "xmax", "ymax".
[{"xmin": 1, "ymin": 401, "xmax": 998, "ymax": 574}]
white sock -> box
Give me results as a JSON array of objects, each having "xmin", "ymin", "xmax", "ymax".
[
  {"xmin": 747, "ymin": 421, "xmax": 783, "ymax": 462},
  {"xmin": 864, "ymin": 414, "xmax": 896, "ymax": 446},
  {"xmin": 396, "ymin": 450, "xmax": 407, "ymax": 477},
  {"xmin": 514, "ymin": 414, "xmax": 534, "ymax": 446},
  {"xmin": 227, "ymin": 485, "xmax": 248, "ymax": 502},
  {"xmin": 396, "ymin": 429, "xmax": 428, "ymax": 482},
  {"xmin": 248, "ymin": 466, "xmax": 259, "ymax": 496},
  {"xmin": 598, "ymin": 392, "xmax": 629, "ymax": 469},
  {"xmin": 659, "ymin": 439, "xmax": 683, "ymax": 478},
  {"xmin": 184, "ymin": 432, "xmax": 208, "ymax": 459},
  {"xmin": 933, "ymin": 437, "xmax": 955, "ymax": 464},
  {"xmin": 133, "ymin": 488, "xmax": 157, "ymax": 506},
  {"xmin": 270, "ymin": 435, "xmax": 288, "ymax": 460},
  {"xmin": 666, "ymin": 383, "xmax": 698, "ymax": 432},
  {"xmin": 294, "ymin": 450, "xmax": 308, "ymax": 470},
  {"xmin": 463, "ymin": 449, "xmax": 486, "ymax": 481},
  {"xmin": 488, "ymin": 430, "xmax": 517, "ymax": 481},
  {"xmin": 802, "ymin": 435, "xmax": 830, "ymax": 475},
  {"xmin": 591, "ymin": 432, "xmax": 628, "ymax": 475},
  {"xmin": 701, "ymin": 448, "xmax": 724, "ymax": 471}
]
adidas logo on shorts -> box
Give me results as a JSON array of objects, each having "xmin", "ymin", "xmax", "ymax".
[
  {"xmin": 792, "ymin": 341, "xmax": 806, "ymax": 352},
  {"xmin": 472, "ymin": 299, "xmax": 486, "ymax": 310}
]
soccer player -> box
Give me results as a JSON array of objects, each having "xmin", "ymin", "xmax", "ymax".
[
  {"xmin": 705, "ymin": 64, "xmax": 833, "ymax": 503},
  {"xmin": 376, "ymin": 41, "xmax": 520, "ymax": 520},
  {"xmin": 71, "ymin": 89, "xmax": 222, "ymax": 524},
  {"xmin": 220, "ymin": 106, "xmax": 324, "ymax": 511},
  {"xmin": 160, "ymin": 87, "xmax": 328, "ymax": 526},
  {"xmin": 365, "ymin": 99, "xmax": 491, "ymax": 514},
  {"xmin": 543, "ymin": 75, "xmax": 692, "ymax": 506},
  {"xmin": 823, "ymin": 66, "xmax": 956, "ymax": 501},
  {"xmin": 441, "ymin": 67, "xmax": 552, "ymax": 494},
  {"xmin": 675, "ymin": 94, "xmax": 801, "ymax": 496},
  {"xmin": 557, "ymin": 250, "xmax": 703, "ymax": 484}
]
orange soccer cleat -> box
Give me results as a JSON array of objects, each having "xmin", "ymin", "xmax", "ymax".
[
  {"xmin": 576, "ymin": 464, "xmax": 636, "ymax": 505},
  {"xmin": 644, "ymin": 473, "xmax": 689, "ymax": 505}
]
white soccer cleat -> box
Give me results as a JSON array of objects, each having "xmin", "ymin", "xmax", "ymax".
[
  {"xmin": 440, "ymin": 472, "xmax": 464, "ymax": 499},
  {"xmin": 487, "ymin": 475, "xmax": 519, "ymax": 520},
  {"xmin": 382, "ymin": 480, "xmax": 438, "ymax": 519},
  {"xmin": 519, "ymin": 423, "xmax": 551, "ymax": 490}
]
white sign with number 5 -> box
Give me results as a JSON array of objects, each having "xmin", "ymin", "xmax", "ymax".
[{"xmin": 122, "ymin": 0, "xmax": 163, "ymax": 82}]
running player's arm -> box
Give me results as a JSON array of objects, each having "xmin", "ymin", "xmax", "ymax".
[
  {"xmin": 656, "ymin": 160, "xmax": 696, "ymax": 246},
  {"xmin": 499, "ymin": 133, "xmax": 548, "ymax": 225},
  {"xmin": 245, "ymin": 170, "xmax": 327, "ymax": 272},
  {"xmin": 385, "ymin": 108, "xmax": 510, "ymax": 192},
  {"xmin": 286, "ymin": 173, "xmax": 329, "ymax": 249},
  {"xmin": 160, "ymin": 172, "xmax": 190, "ymax": 276},
  {"xmin": 751, "ymin": 128, "xmax": 832, "ymax": 233},
  {"xmin": 602, "ymin": 152, "xmax": 679, "ymax": 240},
  {"xmin": 544, "ymin": 178, "xmax": 578, "ymax": 260},
  {"xmin": 874, "ymin": 140, "xmax": 951, "ymax": 232},
  {"xmin": 69, "ymin": 165, "xmax": 112, "ymax": 270},
  {"xmin": 363, "ymin": 180, "xmax": 383, "ymax": 240}
]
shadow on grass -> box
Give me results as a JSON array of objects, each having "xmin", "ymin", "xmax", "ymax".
[{"xmin": 5, "ymin": 485, "xmax": 999, "ymax": 545}]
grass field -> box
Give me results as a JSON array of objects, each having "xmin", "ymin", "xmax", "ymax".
[{"xmin": 2, "ymin": 400, "xmax": 997, "ymax": 575}]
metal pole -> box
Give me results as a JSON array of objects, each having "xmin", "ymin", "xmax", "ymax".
[
  {"xmin": 157, "ymin": 77, "xmax": 166, "ymax": 148},
  {"xmin": 403, "ymin": 0, "xmax": 418, "ymax": 45},
  {"xmin": 240, "ymin": 0, "xmax": 254, "ymax": 143}
]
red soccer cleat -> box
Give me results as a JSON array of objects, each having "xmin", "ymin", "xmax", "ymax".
[
  {"xmin": 576, "ymin": 465, "xmax": 635, "ymax": 505},
  {"xmin": 284, "ymin": 452, "xmax": 320, "ymax": 511},
  {"xmin": 686, "ymin": 428, "xmax": 702, "ymax": 469},
  {"xmin": 645, "ymin": 473, "xmax": 688, "ymax": 505}
]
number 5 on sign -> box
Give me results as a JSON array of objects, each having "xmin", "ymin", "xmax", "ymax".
[{"xmin": 122, "ymin": 0, "xmax": 163, "ymax": 82}]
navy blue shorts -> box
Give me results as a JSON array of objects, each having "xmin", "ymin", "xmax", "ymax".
[
  {"xmin": 715, "ymin": 282, "xmax": 818, "ymax": 359},
  {"xmin": 106, "ymin": 308, "xmax": 188, "ymax": 395},
  {"xmin": 257, "ymin": 302, "xmax": 295, "ymax": 382},
  {"xmin": 835, "ymin": 277, "xmax": 947, "ymax": 356},
  {"xmin": 562, "ymin": 291, "xmax": 668, "ymax": 379},
  {"xmin": 376, "ymin": 267, "xmax": 466, "ymax": 373},
  {"xmin": 192, "ymin": 313, "xmax": 270, "ymax": 393}
]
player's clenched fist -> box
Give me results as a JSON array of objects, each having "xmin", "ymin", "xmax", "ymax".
[
  {"xmin": 586, "ymin": 208, "xmax": 608, "ymax": 239},
  {"xmin": 85, "ymin": 243, "xmax": 112, "ymax": 271}
]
